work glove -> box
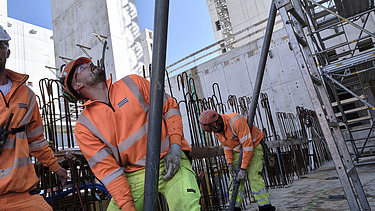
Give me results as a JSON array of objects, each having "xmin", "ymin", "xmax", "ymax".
[
  {"xmin": 228, "ymin": 163, "xmax": 235, "ymax": 178},
  {"xmin": 56, "ymin": 168, "xmax": 70, "ymax": 187},
  {"xmin": 162, "ymin": 144, "xmax": 181, "ymax": 181},
  {"xmin": 235, "ymin": 169, "xmax": 247, "ymax": 181}
]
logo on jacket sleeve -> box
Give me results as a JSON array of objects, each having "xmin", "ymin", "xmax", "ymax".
[
  {"xmin": 18, "ymin": 103, "xmax": 28, "ymax": 109},
  {"xmin": 117, "ymin": 97, "xmax": 129, "ymax": 108}
]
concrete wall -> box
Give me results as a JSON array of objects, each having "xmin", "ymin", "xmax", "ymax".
[
  {"xmin": 0, "ymin": 0, "xmax": 6, "ymax": 24},
  {"xmin": 140, "ymin": 28, "xmax": 153, "ymax": 79},
  {"xmin": 51, "ymin": 0, "xmax": 144, "ymax": 81},
  {"xmin": 166, "ymin": 28, "xmax": 315, "ymax": 143},
  {"xmin": 1, "ymin": 18, "xmax": 56, "ymax": 98}
]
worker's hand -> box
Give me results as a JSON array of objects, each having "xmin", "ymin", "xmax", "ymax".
[
  {"xmin": 228, "ymin": 163, "xmax": 235, "ymax": 178},
  {"xmin": 236, "ymin": 169, "xmax": 247, "ymax": 181},
  {"xmin": 162, "ymin": 144, "xmax": 181, "ymax": 181},
  {"xmin": 56, "ymin": 168, "xmax": 70, "ymax": 187}
]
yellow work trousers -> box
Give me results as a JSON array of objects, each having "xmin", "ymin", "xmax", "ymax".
[
  {"xmin": 107, "ymin": 152, "xmax": 201, "ymax": 211},
  {"xmin": 229, "ymin": 144, "xmax": 271, "ymax": 207}
]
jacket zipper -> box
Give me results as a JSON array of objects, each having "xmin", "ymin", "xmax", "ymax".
[
  {"xmin": 0, "ymin": 91, "xmax": 8, "ymax": 107},
  {"xmin": 2, "ymin": 75, "xmax": 28, "ymax": 108},
  {"xmin": 5, "ymin": 83, "xmax": 24, "ymax": 108}
]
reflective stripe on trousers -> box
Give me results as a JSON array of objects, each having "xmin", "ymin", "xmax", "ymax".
[
  {"xmin": 229, "ymin": 144, "xmax": 271, "ymax": 207},
  {"xmin": 107, "ymin": 152, "xmax": 201, "ymax": 211}
]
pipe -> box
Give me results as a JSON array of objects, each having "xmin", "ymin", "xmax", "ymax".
[
  {"xmin": 228, "ymin": 1, "xmax": 278, "ymax": 210},
  {"xmin": 143, "ymin": 0, "xmax": 170, "ymax": 210}
]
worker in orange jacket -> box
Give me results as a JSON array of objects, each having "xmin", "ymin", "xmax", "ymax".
[
  {"xmin": 59, "ymin": 57, "xmax": 201, "ymax": 211},
  {"xmin": 0, "ymin": 25, "xmax": 69, "ymax": 210},
  {"xmin": 199, "ymin": 110, "xmax": 276, "ymax": 211}
]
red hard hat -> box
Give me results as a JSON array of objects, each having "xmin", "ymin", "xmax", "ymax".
[
  {"xmin": 60, "ymin": 57, "xmax": 92, "ymax": 101},
  {"xmin": 199, "ymin": 110, "xmax": 219, "ymax": 132}
]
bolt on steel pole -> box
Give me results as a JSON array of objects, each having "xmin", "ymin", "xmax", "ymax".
[
  {"xmin": 228, "ymin": 1, "xmax": 277, "ymax": 210},
  {"xmin": 143, "ymin": 0, "xmax": 170, "ymax": 210}
]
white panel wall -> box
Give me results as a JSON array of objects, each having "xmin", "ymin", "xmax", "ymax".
[
  {"xmin": 4, "ymin": 19, "xmax": 56, "ymax": 98},
  {"xmin": 140, "ymin": 28, "xmax": 153, "ymax": 79},
  {"xmin": 0, "ymin": 0, "xmax": 6, "ymax": 25},
  {"xmin": 166, "ymin": 29, "xmax": 315, "ymax": 143},
  {"xmin": 106, "ymin": 0, "xmax": 144, "ymax": 79},
  {"xmin": 51, "ymin": 0, "xmax": 144, "ymax": 81}
]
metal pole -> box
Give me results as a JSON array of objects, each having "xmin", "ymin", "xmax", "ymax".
[
  {"xmin": 228, "ymin": 1, "xmax": 278, "ymax": 210},
  {"xmin": 144, "ymin": 0, "xmax": 170, "ymax": 210}
]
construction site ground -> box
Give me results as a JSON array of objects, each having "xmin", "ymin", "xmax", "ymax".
[{"xmin": 244, "ymin": 157, "xmax": 375, "ymax": 211}]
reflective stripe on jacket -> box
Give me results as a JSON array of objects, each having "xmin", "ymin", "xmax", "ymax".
[
  {"xmin": 0, "ymin": 69, "xmax": 61, "ymax": 195},
  {"xmin": 74, "ymin": 74, "xmax": 191, "ymax": 210},
  {"xmin": 214, "ymin": 113, "xmax": 263, "ymax": 169}
]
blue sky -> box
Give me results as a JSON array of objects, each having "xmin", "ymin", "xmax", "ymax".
[{"xmin": 7, "ymin": 0, "xmax": 216, "ymax": 67}]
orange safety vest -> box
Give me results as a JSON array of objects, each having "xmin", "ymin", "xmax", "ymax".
[
  {"xmin": 74, "ymin": 74, "xmax": 191, "ymax": 210},
  {"xmin": 0, "ymin": 69, "xmax": 61, "ymax": 195},
  {"xmin": 214, "ymin": 113, "xmax": 263, "ymax": 169}
]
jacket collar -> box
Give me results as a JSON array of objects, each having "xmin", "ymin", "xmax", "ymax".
[
  {"xmin": 221, "ymin": 114, "xmax": 229, "ymax": 132},
  {"xmin": 5, "ymin": 69, "xmax": 29, "ymax": 88}
]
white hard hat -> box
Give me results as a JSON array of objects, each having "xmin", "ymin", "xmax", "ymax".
[{"xmin": 0, "ymin": 25, "xmax": 11, "ymax": 41}]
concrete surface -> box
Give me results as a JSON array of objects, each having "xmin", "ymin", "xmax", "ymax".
[{"xmin": 244, "ymin": 158, "xmax": 375, "ymax": 211}]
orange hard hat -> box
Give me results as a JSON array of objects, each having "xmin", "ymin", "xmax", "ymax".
[
  {"xmin": 59, "ymin": 57, "xmax": 91, "ymax": 102},
  {"xmin": 199, "ymin": 110, "xmax": 219, "ymax": 132}
]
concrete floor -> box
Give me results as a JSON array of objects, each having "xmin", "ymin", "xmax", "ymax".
[{"xmin": 244, "ymin": 158, "xmax": 375, "ymax": 211}]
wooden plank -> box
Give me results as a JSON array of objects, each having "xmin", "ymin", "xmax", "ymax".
[
  {"xmin": 331, "ymin": 95, "xmax": 365, "ymax": 106},
  {"xmin": 338, "ymin": 116, "xmax": 372, "ymax": 126},
  {"xmin": 335, "ymin": 106, "xmax": 369, "ymax": 117},
  {"xmin": 190, "ymin": 146, "xmax": 224, "ymax": 159}
]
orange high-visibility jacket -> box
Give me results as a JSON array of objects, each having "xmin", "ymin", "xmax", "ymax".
[
  {"xmin": 74, "ymin": 74, "xmax": 191, "ymax": 210},
  {"xmin": 0, "ymin": 69, "xmax": 61, "ymax": 195},
  {"xmin": 214, "ymin": 113, "xmax": 263, "ymax": 170}
]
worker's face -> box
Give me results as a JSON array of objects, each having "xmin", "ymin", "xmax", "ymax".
[
  {"xmin": 73, "ymin": 62, "xmax": 106, "ymax": 87},
  {"xmin": 0, "ymin": 41, "xmax": 10, "ymax": 72},
  {"xmin": 211, "ymin": 116, "xmax": 224, "ymax": 133}
]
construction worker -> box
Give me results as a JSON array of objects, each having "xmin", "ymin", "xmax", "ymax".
[
  {"xmin": 199, "ymin": 110, "xmax": 276, "ymax": 211},
  {"xmin": 0, "ymin": 25, "xmax": 70, "ymax": 210},
  {"xmin": 59, "ymin": 57, "xmax": 201, "ymax": 211}
]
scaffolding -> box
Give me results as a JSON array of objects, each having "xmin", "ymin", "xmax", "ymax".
[
  {"xmin": 274, "ymin": 0, "xmax": 374, "ymax": 210},
  {"xmin": 302, "ymin": 0, "xmax": 375, "ymax": 162},
  {"xmin": 213, "ymin": 0, "xmax": 236, "ymax": 52}
]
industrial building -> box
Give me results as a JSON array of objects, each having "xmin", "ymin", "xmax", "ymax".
[{"xmin": 0, "ymin": 0, "xmax": 374, "ymax": 210}]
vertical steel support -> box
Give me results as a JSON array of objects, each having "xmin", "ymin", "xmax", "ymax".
[
  {"xmin": 228, "ymin": 1, "xmax": 278, "ymax": 210},
  {"xmin": 143, "ymin": 0, "xmax": 170, "ymax": 210}
]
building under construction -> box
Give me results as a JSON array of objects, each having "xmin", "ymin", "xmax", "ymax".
[{"xmin": 0, "ymin": 0, "xmax": 374, "ymax": 210}]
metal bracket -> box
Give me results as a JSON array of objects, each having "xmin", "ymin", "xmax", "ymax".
[
  {"xmin": 45, "ymin": 66, "xmax": 59, "ymax": 77},
  {"xmin": 76, "ymin": 44, "xmax": 92, "ymax": 59},
  {"xmin": 275, "ymin": 0, "xmax": 290, "ymax": 9},
  {"xmin": 93, "ymin": 33, "xmax": 109, "ymax": 49},
  {"xmin": 59, "ymin": 56, "xmax": 73, "ymax": 64}
]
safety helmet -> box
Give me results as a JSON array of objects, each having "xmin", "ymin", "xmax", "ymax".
[
  {"xmin": 0, "ymin": 25, "xmax": 11, "ymax": 41},
  {"xmin": 199, "ymin": 110, "xmax": 220, "ymax": 132},
  {"xmin": 59, "ymin": 57, "xmax": 91, "ymax": 102}
]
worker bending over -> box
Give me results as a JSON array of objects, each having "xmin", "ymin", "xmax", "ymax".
[
  {"xmin": 199, "ymin": 110, "xmax": 276, "ymax": 211},
  {"xmin": 60, "ymin": 57, "xmax": 201, "ymax": 211},
  {"xmin": 0, "ymin": 25, "xmax": 69, "ymax": 210}
]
